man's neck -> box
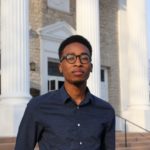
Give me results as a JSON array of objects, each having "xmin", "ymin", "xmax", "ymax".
[{"xmin": 64, "ymin": 82, "xmax": 87, "ymax": 105}]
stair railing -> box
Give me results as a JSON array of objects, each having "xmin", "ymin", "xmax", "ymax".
[{"xmin": 116, "ymin": 114, "xmax": 150, "ymax": 147}]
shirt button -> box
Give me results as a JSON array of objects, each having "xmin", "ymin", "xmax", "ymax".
[
  {"xmin": 77, "ymin": 106, "xmax": 80, "ymax": 109},
  {"xmin": 79, "ymin": 141, "xmax": 83, "ymax": 145},
  {"xmin": 77, "ymin": 123, "xmax": 80, "ymax": 127}
]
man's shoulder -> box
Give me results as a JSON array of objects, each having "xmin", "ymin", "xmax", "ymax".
[
  {"xmin": 28, "ymin": 90, "xmax": 60, "ymax": 107},
  {"xmin": 91, "ymin": 94, "xmax": 114, "ymax": 111}
]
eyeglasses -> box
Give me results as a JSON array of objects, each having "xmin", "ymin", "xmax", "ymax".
[{"xmin": 60, "ymin": 53, "xmax": 91, "ymax": 64}]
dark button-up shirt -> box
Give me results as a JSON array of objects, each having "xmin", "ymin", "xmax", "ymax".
[{"xmin": 15, "ymin": 86, "xmax": 115, "ymax": 150}]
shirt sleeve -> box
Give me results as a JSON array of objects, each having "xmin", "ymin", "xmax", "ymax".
[
  {"xmin": 101, "ymin": 110, "xmax": 116, "ymax": 150},
  {"xmin": 14, "ymin": 101, "xmax": 43, "ymax": 150}
]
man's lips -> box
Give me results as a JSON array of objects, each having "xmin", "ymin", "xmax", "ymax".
[{"xmin": 72, "ymin": 70, "xmax": 84, "ymax": 75}]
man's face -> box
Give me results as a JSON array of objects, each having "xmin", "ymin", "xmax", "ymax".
[{"xmin": 59, "ymin": 42, "xmax": 92, "ymax": 85}]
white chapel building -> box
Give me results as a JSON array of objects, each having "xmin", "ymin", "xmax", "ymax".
[{"xmin": 0, "ymin": 0, "xmax": 150, "ymax": 136}]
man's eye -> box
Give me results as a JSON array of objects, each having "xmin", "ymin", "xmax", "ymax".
[
  {"xmin": 67, "ymin": 55, "xmax": 75, "ymax": 60},
  {"xmin": 81, "ymin": 55, "xmax": 89, "ymax": 60},
  {"xmin": 82, "ymin": 56, "xmax": 88, "ymax": 60}
]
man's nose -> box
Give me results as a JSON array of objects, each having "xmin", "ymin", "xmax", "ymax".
[{"xmin": 75, "ymin": 56, "xmax": 82, "ymax": 65}]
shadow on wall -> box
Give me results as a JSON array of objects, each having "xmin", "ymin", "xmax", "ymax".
[{"xmin": 30, "ymin": 88, "xmax": 40, "ymax": 97}]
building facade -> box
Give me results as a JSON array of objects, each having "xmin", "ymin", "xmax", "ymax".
[{"xmin": 0, "ymin": 0, "xmax": 150, "ymax": 136}]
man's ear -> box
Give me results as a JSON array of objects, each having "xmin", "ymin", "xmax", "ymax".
[
  {"xmin": 90, "ymin": 63, "xmax": 93, "ymax": 72},
  {"xmin": 59, "ymin": 63, "xmax": 62, "ymax": 73}
]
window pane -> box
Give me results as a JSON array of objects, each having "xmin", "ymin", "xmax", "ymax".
[
  {"xmin": 48, "ymin": 61, "xmax": 62, "ymax": 76},
  {"xmin": 48, "ymin": 80, "xmax": 55, "ymax": 91},
  {"xmin": 58, "ymin": 81, "xmax": 64, "ymax": 89},
  {"xmin": 101, "ymin": 69, "xmax": 105, "ymax": 82}
]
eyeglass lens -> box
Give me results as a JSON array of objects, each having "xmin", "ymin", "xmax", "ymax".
[{"xmin": 61, "ymin": 54, "xmax": 91, "ymax": 64}]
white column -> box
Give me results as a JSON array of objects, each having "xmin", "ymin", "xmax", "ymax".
[
  {"xmin": 76, "ymin": 0, "xmax": 101, "ymax": 97},
  {"xmin": 118, "ymin": 0, "xmax": 129, "ymax": 111},
  {"xmin": 126, "ymin": 0, "xmax": 150, "ymax": 131},
  {"xmin": 0, "ymin": 0, "xmax": 31, "ymax": 136}
]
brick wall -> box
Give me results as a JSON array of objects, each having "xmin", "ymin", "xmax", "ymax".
[
  {"xmin": 100, "ymin": 0, "xmax": 120, "ymax": 112},
  {"xmin": 29, "ymin": 0, "xmax": 76, "ymax": 95}
]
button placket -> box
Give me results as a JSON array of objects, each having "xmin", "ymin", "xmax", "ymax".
[
  {"xmin": 77, "ymin": 106, "xmax": 80, "ymax": 109},
  {"xmin": 79, "ymin": 141, "xmax": 83, "ymax": 145},
  {"xmin": 76, "ymin": 106, "xmax": 81, "ymax": 128},
  {"xmin": 75, "ymin": 105, "xmax": 83, "ymax": 146},
  {"xmin": 77, "ymin": 123, "xmax": 80, "ymax": 127}
]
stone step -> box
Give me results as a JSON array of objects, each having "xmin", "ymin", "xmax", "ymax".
[
  {"xmin": 117, "ymin": 147, "xmax": 150, "ymax": 150},
  {"xmin": 0, "ymin": 137, "xmax": 16, "ymax": 144},
  {"xmin": 116, "ymin": 132, "xmax": 150, "ymax": 150},
  {"xmin": 116, "ymin": 141, "xmax": 150, "ymax": 147},
  {"xmin": 0, "ymin": 137, "xmax": 39, "ymax": 150},
  {"xmin": 0, "ymin": 137, "xmax": 15, "ymax": 150},
  {"xmin": 1, "ymin": 133, "xmax": 150, "ymax": 150},
  {"xmin": 0, "ymin": 143, "xmax": 15, "ymax": 150}
]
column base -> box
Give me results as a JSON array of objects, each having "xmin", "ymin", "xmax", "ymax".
[
  {"xmin": 0, "ymin": 97, "xmax": 31, "ymax": 137},
  {"xmin": 123, "ymin": 106, "xmax": 150, "ymax": 132}
]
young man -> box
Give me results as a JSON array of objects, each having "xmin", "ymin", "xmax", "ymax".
[{"xmin": 15, "ymin": 35, "xmax": 115, "ymax": 150}]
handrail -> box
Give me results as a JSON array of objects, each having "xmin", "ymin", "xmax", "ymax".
[
  {"xmin": 116, "ymin": 114, "xmax": 150, "ymax": 133},
  {"xmin": 116, "ymin": 114, "xmax": 150, "ymax": 147}
]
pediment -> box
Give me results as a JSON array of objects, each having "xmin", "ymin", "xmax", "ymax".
[{"xmin": 38, "ymin": 21, "xmax": 76, "ymax": 40}]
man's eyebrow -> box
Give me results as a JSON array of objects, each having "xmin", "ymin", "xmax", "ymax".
[{"xmin": 62, "ymin": 52, "xmax": 88, "ymax": 55}]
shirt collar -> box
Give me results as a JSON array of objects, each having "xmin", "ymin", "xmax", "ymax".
[
  {"xmin": 59, "ymin": 85, "xmax": 92, "ymax": 105},
  {"xmin": 59, "ymin": 86, "xmax": 70, "ymax": 104}
]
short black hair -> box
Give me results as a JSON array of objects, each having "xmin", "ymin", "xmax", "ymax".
[{"xmin": 58, "ymin": 35, "xmax": 92, "ymax": 59}]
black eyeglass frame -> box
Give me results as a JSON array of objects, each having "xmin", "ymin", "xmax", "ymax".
[{"xmin": 60, "ymin": 53, "xmax": 91, "ymax": 64}]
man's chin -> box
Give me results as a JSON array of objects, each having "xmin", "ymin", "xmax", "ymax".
[{"xmin": 72, "ymin": 80, "xmax": 86, "ymax": 86}]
